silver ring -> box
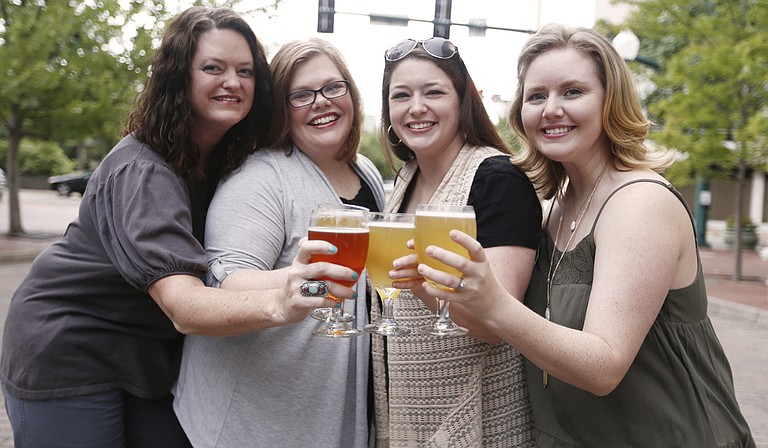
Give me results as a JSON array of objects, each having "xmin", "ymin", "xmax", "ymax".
[
  {"xmin": 300, "ymin": 280, "xmax": 329, "ymax": 297},
  {"xmin": 456, "ymin": 278, "xmax": 466, "ymax": 291}
]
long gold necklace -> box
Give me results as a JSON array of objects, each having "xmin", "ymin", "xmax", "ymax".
[{"xmin": 543, "ymin": 164, "xmax": 608, "ymax": 387}]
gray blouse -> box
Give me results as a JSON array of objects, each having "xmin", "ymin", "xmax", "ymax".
[{"xmin": 174, "ymin": 147, "xmax": 385, "ymax": 448}]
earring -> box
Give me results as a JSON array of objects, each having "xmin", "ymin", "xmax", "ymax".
[{"xmin": 387, "ymin": 125, "xmax": 401, "ymax": 146}]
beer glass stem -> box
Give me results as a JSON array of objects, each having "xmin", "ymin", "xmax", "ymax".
[
  {"xmin": 436, "ymin": 299, "xmax": 451, "ymax": 325},
  {"xmin": 382, "ymin": 296, "xmax": 396, "ymax": 320},
  {"xmin": 330, "ymin": 300, "xmax": 346, "ymax": 323}
]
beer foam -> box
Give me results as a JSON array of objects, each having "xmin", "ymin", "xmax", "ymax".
[
  {"xmin": 308, "ymin": 227, "xmax": 369, "ymax": 234},
  {"xmin": 368, "ymin": 222, "xmax": 415, "ymax": 229},
  {"xmin": 414, "ymin": 211, "xmax": 475, "ymax": 219}
]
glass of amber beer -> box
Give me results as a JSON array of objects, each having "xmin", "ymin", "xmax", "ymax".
[
  {"xmin": 413, "ymin": 204, "xmax": 476, "ymax": 337},
  {"xmin": 308, "ymin": 204, "xmax": 369, "ymax": 338},
  {"xmin": 364, "ymin": 212, "xmax": 414, "ymax": 336}
]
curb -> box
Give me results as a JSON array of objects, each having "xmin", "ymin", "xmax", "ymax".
[
  {"xmin": 0, "ymin": 250, "xmax": 44, "ymax": 263},
  {"xmin": 709, "ymin": 297, "xmax": 768, "ymax": 328}
]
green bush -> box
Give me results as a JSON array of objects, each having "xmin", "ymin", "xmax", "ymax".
[
  {"xmin": 358, "ymin": 132, "xmax": 399, "ymax": 180},
  {"xmin": 0, "ymin": 139, "xmax": 74, "ymax": 176},
  {"xmin": 726, "ymin": 215, "xmax": 757, "ymax": 232}
]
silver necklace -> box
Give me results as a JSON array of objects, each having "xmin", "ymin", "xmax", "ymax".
[{"xmin": 543, "ymin": 163, "xmax": 608, "ymax": 387}]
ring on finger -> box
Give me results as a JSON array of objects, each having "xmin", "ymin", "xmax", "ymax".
[
  {"xmin": 456, "ymin": 277, "xmax": 466, "ymax": 291},
  {"xmin": 300, "ymin": 280, "xmax": 329, "ymax": 297}
]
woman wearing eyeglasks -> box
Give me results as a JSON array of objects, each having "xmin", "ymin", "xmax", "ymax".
[
  {"xmin": 373, "ymin": 37, "xmax": 541, "ymax": 447},
  {"xmin": 173, "ymin": 38, "xmax": 384, "ymax": 447}
]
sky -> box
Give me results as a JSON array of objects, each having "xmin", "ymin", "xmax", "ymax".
[{"xmin": 238, "ymin": 0, "xmax": 600, "ymax": 123}]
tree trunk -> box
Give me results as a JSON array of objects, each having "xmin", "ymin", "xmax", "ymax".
[
  {"xmin": 76, "ymin": 142, "xmax": 87, "ymax": 171},
  {"xmin": 732, "ymin": 157, "xmax": 746, "ymax": 281},
  {"xmin": 6, "ymin": 103, "xmax": 25, "ymax": 236}
]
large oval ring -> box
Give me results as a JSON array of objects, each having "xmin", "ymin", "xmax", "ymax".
[
  {"xmin": 300, "ymin": 280, "xmax": 329, "ymax": 297},
  {"xmin": 456, "ymin": 277, "xmax": 466, "ymax": 291}
]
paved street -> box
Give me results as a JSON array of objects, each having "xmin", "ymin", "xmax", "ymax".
[{"xmin": 0, "ymin": 190, "xmax": 766, "ymax": 446}]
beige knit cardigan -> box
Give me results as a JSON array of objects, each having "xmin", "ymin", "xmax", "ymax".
[{"xmin": 371, "ymin": 145, "xmax": 535, "ymax": 448}]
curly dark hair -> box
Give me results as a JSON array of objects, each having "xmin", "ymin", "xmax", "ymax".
[{"xmin": 123, "ymin": 7, "xmax": 274, "ymax": 180}]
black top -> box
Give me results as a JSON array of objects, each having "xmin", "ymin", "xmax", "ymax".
[
  {"xmin": 1, "ymin": 135, "xmax": 211, "ymax": 400},
  {"xmin": 341, "ymin": 176, "xmax": 381, "ymax": 213},
  {"xmin": 400, "ymin": 155, "xmax": 542, "ymax": 249}
]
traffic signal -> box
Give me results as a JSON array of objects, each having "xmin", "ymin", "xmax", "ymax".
[
  {"xmin": 317, "ymin": 0, "xmax": 335, "ymax": 33},
  {"xmin": 433, "ymin": 0, "xmax": 452, "ymax": 38}
]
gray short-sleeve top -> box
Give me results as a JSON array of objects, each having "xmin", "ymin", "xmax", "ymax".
[{"xmin": 1, "ymin": 134, "xmax": 209, "ymax": 400}]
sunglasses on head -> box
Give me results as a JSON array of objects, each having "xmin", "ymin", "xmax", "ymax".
[{"xmin": 384, "ymin": 37, "xmax": 459, "ymax": 62}]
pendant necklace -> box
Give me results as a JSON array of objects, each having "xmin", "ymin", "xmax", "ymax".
[
  {"xmin": 543, "ymin": 163, "xmax": 608, "ymax": 387},
  {"xmin": 568, "ymin": 167, "xmax": 607, "ymax": 232}
]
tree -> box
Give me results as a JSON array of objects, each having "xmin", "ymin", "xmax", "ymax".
[
  {"xmin": 1, "ymin": 0, "xmax": 281, "ymax": 236},
  {"xmin": 618, "ymin": 0, "xmax": 768, "ymax": 279},
  {"xmin": 0, "ymin": 0, "xmax": 143, "ymax": 235}
]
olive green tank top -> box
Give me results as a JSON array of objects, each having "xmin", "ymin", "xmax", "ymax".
[{"xmin": 524, "ymin": 179, "xmax": 755, "ymax": 447}]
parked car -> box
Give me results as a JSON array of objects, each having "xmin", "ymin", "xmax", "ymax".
[{"xmin": 48, "ymin": 169, "xmax": 94, "ymax": 197}]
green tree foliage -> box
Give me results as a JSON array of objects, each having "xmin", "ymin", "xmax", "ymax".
[
  {"xmin": 0, "ymin": 139, "xmax": 74, "ymax": 176},
  {"xmin": 618, "ymin": 0, "xmax": 768, "ymax": 184},
  {"xmin": 1, "ymin": 0, "xmax": 139, "ymax": 234},
  {"xmin": 0, "ymin": 0, "xmax": 279, "ymax": 234},
  {"xmin": 495, "ymin": 117, "xmax": 522, "ymax": 154}
]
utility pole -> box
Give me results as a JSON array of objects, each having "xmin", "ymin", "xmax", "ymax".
[{"xmin": 433, "ymin": 0, "xmax": 452, "ymax": 38}]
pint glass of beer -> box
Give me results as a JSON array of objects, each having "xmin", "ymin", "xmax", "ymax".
[
  {"xmin": 413, "ymin": 204, "xmax": 476, "ymax": 337},
  {"xmin": 308, "ymin": 204, "xmax": 369, "ymax": 338}
]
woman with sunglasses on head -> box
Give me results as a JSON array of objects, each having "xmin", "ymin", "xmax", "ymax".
[
  {"xmin": 173, "ymin": 38, "xmax": 384, "ymax": 447},
  {"xmin": 415, "ymin": 24, "xmax": 755, "ymax": 447},
  {"xmin": 374, "ymin": 37, "xmax": 541, "ymax": 447}
]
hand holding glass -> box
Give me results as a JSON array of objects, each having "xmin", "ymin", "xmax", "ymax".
[
  {"xmin": 308, "ymin": 204, "xmax": 369, "ymax": 338},
  {"xmin": 364, "ymin": 212, "xmax": 414, "ymax": 336},
  {"xmin": 413, "ymin": 204, "xmax": 476, "ymax": 337}
]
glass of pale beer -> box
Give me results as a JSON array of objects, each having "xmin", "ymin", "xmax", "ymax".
[
  {"xmin": 413, "ymin": 204, "xmax": 476, "ymax": 337},
  {"xmin": 308, "ymin": 204, "xmax": 369, "ymax": 338},
  {"xmin": 364, "ymin": 212, "xmax": 415, "ymax": 336}
]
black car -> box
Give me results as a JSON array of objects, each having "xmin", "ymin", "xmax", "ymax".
[{"xmin": 48, "ymin": 169, "xmax": 94, "ymax": 196}]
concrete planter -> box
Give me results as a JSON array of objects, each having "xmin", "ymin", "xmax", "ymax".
[{"xmin": 723, "ymin": 228, "xmax": 758, "ymax": 250}]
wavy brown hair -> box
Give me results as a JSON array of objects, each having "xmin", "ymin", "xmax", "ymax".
[
  {"xmin": 509, "ymin": 23, "xmax": 674, "ymax": 200},
  {"xmin": 123, "ymin": 6, "xmax": 274, "ymax": 180},
  {"xmin": 378, "ymin": 41, "xmax": 509, "ymax": 169},
  {"xmin": 268, "ymin": 38, "xmax": 363, "ymax": 163}
]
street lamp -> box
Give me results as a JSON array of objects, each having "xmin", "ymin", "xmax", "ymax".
[
  {"xmin": 611, "ymin": 28, "xmax": 660, "ymax": 69},
  {"xmin": 612, "ymin": 29, "xmax": 640, "ymax": 61}
]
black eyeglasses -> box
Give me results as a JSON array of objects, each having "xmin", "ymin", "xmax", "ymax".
[
  {"xmin": 384, "ymin": 38, "xmax": 458, "ymax": 62},
  {"xmin": 287, "ymin": 80, "xmax": 350, "ymax": 108}
]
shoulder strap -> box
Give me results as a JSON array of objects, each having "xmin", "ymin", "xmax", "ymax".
[{"xmin": 591, "ymin": 179, "xmax": 697, "ymax": 237}]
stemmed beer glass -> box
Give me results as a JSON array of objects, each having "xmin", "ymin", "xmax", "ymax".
[
  {"xmin": 364, "ymin": 212, "xmax": 414, "ymax": 336},
  {"xmin": 413, "ymin": 204, "xmax": 476, "ymax": 337},
  {"xmin": 308, "ymin": 204, "xmax": 369, "ymax": 338}
]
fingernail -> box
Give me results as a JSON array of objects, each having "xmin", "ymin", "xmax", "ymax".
[
  {"xmin": 351, "ymin": 272, "xmax": 359, "ymax": 280},
  {"xmin": 328, "ymin": 244, "xmax": 337, "ymax": 254},
  {"xmin": 352, "ymin": 291, "xmax": 358, "ymax": 299}
]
